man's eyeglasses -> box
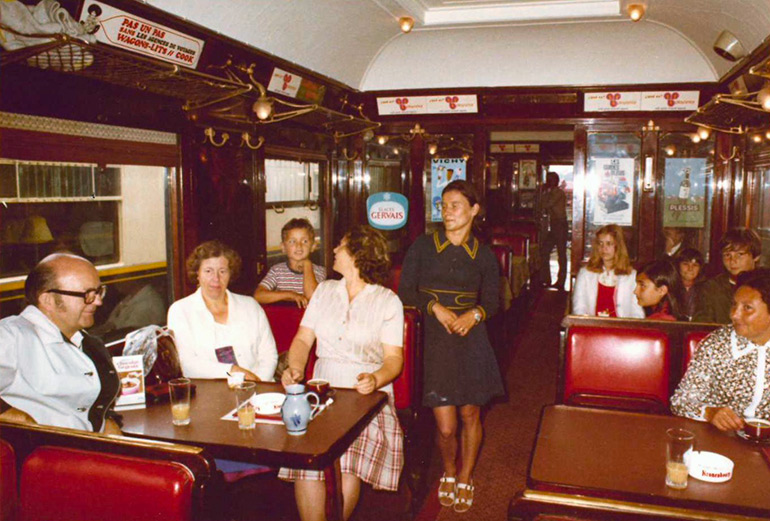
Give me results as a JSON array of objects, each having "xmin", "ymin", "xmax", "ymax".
[{"xmin": 46, "ymin": 285, "xmax": 107, "ymax": 304}]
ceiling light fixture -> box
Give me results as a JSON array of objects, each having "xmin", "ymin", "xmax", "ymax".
[
  {"xmin": 713, "ymin": 30, "xmax": 746, "ymax": 62},
  {"xmin": 627, "ymin": 3, "xmax": 645, "ymax": 22},
  {"xmin": 399, "ymin": 16, "xmax": 414, "ymax": 33}
]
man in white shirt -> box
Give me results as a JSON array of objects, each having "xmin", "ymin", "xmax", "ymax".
[{"xmin": 0, "ymin": 253, "xmax": 121, "ymax": 434}]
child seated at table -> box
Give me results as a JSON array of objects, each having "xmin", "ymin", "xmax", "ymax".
[
  {"xmin": 254, "ymin": 218, "xmax": 326, "ymax": 308},
  {"xmin": 633, "ymin": 260, "xmax": 684, "ymax": 321}
]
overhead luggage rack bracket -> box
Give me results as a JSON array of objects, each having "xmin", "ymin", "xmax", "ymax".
[{"xmin": 685, "ymin": 93, "xmax": 770, "ymax": 134}]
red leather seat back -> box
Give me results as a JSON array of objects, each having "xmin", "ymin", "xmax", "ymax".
[
  {"xmin": 682, "ymin": 330, "xmax": 711, "ymax": 372},
  {"xmin": 564, "ymin": 325, "xmax": 670, "ymax": 412},
  {"xmin": 387, "ymin": 265, "xmax": 402, "ymax": 292},
  {"xmin": 0, "ymin": 438, "xmax": 16, "ymax": 521},
  {"xmin": 490, "ymin": 234, "xmax": 529, "ymax": 256},
  {"xmin": 490, "ymin": 244, "xmax": 512, "ymax": 281},
  {"xmin": 393, "ymin": 307, "xmax": 420, "ymax": 410},
  {"xmin": 263, "ymin": 304, "xmax": 316, "ymax": 379},
  {"xmin": 20, "ymin": 446, "xmax": 195, "ymax": 521}
]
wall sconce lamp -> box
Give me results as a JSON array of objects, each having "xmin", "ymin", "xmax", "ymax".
[
  {"xmin": 627, "ymin": 3, "xmax": 645, "ymax": 22},
  {"xmin": 402, "ymin": 123, "xmax": 427, "ymax": 141},
  {"xmin": 203, "ymin": 127, "xmax": 229, "ymax": 147},
  {"xmin": 428, "ymin": 143, "xmax": 438, "ymax": 155},
  {"xmin": 697, "ymin": 127, "xmax": 711, "ymax": 140},
  {"xmin": 233, "ymin": 63, "xmax": 317, "ymax": 123},
  {"xmin": 757, "ymin": 84, "xmax": 770, "ymax": 111},
  {"xmin": 664, "ymin": 145, "xmax": 676, "ymax": 156},
  {"xmin": 241, "ymin": 132, "xmax": 264, "ymax": 150},
  {"xmin": 691, "ymin": 134, "xmax": 702, "ymax": 143},
  {"xmin": 399, "ymin": 16, "xmax": 414, "ymax": 33},
  {"xmin": 377, "ymin": 135, "xmax": 389, "ymax": 145}
]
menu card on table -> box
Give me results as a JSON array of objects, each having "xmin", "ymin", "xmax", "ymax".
[{"xmin": 113, "ymin": 355, "xmax": 146, "ymax": 411}]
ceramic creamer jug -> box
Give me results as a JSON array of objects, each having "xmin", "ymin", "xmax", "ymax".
[{"xmin": 281, "ymin": 384, "xmax": 320, "ymax": 435}]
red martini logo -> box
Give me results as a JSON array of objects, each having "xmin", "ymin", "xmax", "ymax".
[{"xmin": 606, "ymin": 93, "xmax": 621, "ymax": 107}]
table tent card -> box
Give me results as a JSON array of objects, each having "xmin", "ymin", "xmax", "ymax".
[{"xmin": 113, "ymin": 354, "xmax": 146, "ymax": 410}]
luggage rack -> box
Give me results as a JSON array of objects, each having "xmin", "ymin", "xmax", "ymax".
[
  {"xmin": 0, "ymin": 31, "xmax": 379, "ymax": 139},
  {"xmin": 685, "ymin": 93, "xmax": 770, "ymax": 134}
]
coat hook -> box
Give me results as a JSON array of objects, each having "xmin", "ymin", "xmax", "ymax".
[
  {"xmin": 203, "ymin": 127, "xmax": 229, "ymax": 147},
  {"xmin": 241, "ymin": 133, "xmax": 264, "ymax": 150}
]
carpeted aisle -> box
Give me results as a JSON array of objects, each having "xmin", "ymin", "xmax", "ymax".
[{"xmin": 415, "ymin": 288, "xmax": 567, "ymax": 521}]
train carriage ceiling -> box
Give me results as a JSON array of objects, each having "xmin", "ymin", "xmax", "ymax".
[{"xmin": 143, "ymin": 0, "xmax": 770, "ymax": 91}]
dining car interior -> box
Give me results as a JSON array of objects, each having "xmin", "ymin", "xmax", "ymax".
[{"xmin": 3, "ymin": 0, "xmax": 770, "ymax": 520}]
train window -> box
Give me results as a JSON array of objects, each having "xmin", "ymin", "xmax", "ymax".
[
  {"xmin": 657, "ymin": 132, "xmax": 714, "ymax": 262},
  {"xmin": 264, "ymin": 159, "xmax": 323, "ymax": 266},
  {"xmin": 0, "ymin": 160, "xmax": 170, "ymax": 341},
  {"xmin": 584, "ymin": 132, "xmax": 641, "ymax": 259}
]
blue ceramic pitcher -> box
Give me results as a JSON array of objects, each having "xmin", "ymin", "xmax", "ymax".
[{"xmin": 281, "ymin": 384, "xmax": 320, "ymax": 436}]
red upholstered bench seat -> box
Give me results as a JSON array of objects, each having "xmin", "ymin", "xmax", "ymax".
[
  {"xmin": 20, "ymin": 446, "xmax": 197, "ymax": 521},
  {"xmin": 564, "ymin": 325, "xmax": 670, "ymax": 413},
  {"xmin": 682, "ymin": 330, "xmax": 712, "ymax": 372},
  {"xmin": 0, "ymin": 438, "xmax": 16, "ymax": 521}
]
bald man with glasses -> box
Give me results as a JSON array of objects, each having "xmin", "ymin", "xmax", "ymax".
[{"xmin": 0, "ymin": 253, "xmax": 121, "ymax": 434}]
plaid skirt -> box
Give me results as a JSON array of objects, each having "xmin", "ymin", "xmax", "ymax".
[{"xmin": 278, "ymin": 395, "xmax": 404, "ymax": 491}]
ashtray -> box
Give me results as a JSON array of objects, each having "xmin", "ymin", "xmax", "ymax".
[
  {"xmin": 686, "ymin": 451, "xmax": 733, "ymax": 483},
  {"xmin": 736, "ymin": 429, "xmax": 770, "ymax": 445}
]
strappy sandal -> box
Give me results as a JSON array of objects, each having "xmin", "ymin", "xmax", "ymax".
[
  {"xmin": 453, "ymin": 481, "xmax": 474, "ymax": 513},
  {"xmin": 438, "ymin": 474, "xmax": 456, "ymax": 507}
]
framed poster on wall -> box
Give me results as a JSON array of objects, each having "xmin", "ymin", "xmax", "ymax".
[
  {"xmin": 662, "ymin": 157, "xmax": 706, "ymax": 228},
  {"xmin": 519, "ymin": 159, "xmax": 537, "ymax": 189},
  {"xmin": 430, "ymin": 158, "xmax": 467, "ymax": 221},
  {"xmin": 592, "ymin": 157, "xmax": 634, "ymax": 226}
]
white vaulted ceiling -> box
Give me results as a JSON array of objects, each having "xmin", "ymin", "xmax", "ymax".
[{"xmin": 142, "ymin": 0, "xmax": 770, "ymax": 91}]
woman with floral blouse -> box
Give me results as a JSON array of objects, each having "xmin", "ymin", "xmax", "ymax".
[{"xmin": 671, "ymin": 268, "xmax": 770, "ymax": 431}]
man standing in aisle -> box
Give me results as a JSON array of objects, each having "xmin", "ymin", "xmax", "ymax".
[
  {"xmin": 539, "ymin": 171, "xmax": 568, "ymax": 290},
  {"xmin": 0, "ymin": 253, "xmax": 121, "ymax": 433}
]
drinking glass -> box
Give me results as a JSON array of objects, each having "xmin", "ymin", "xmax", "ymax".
[
  {"xmin": 235, "ymin": 382, "xmax": 257, "ymax": 430},
  {"xmin": 168, "ymin": 378, "xmax": 192, "ymax": 426},
  {"xmin": 666, "ymin": 428, "xmax": 694, "ymax": 489}
]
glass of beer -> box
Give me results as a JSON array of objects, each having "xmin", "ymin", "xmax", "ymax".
[
  {"xmin": 168, "ymin": 378, "xmax": 192, "ymax": 426},
  {"xmin": 666, "ymin": 428, "xmax": 694, "ymax": 489},
  {"xmin": 235, "ymin": 382, "xmax": 257, "ymax": 430}
]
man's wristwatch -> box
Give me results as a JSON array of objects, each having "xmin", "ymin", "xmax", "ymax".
[{"xmin": 473, "ymin": 310, "xmax": 482, "ymax": 324}]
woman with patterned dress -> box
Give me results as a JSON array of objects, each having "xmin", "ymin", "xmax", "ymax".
[
  {"xmin": 398, "ymin": 180, "xmax": 502, "ymax": 513},
  {"xmin": 572, "ymin": 224, "xmax": 644, "ymax": 318},
  {"xmin": 280, "ymin": 226, "xmax": 404, "ymax": 521},
  {"xmin": 671, "ymin": 268, "xmax": 770, "ymax": 431}
]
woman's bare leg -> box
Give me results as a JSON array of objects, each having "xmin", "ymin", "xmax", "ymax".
[
  {"xmin": 295, "ymin": 479, "xmax": 326, "ymax": 521},
  {"xmin": 341, "ymin": 473, "xmax": 361, "ymax": 520},
  {"xmin": 433, "ymin": 405, "xmax": 459, "ymax": 476},
  {"xmin": 457, "ymin": 404, "xmax": 482, "ymax": 484}
]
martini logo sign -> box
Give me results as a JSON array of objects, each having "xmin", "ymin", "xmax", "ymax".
[{"xmin": 367, "ymin": 192, "xmax": 408, "ymax": 231}]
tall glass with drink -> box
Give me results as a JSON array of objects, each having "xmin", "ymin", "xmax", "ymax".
[
  {"xmin": 168, "ymin": 377, "xmax": 192, "ymax": 426},
  {"xmin": 665, "ymin": 428, "xmax": 694, "ymax": 489},
  {"xmin": 235, "ymin": 382, "xmax": 257, "ymax": 430}
]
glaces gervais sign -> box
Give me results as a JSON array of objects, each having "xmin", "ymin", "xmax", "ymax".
[{"xmin": 367, "ymin": 192, "xmax": 408, "ymax": 230}]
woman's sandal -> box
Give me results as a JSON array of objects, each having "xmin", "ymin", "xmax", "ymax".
[
  {"xmin": 453, "ymin": 481, "xmax": 474, "ymax": 513},
  {"xmin": 438, "ymin": 474, "xmax": 456, "ymax": 507}
]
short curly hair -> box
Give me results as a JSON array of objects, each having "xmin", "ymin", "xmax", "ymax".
[
  {"xmin": 343, "ymin": 226, "xmax": 391, "ymax": 286},
  {"xmin": 736, "ymin": 268, "xmax": 770, "ymax": 310},
  {"xmin": 186, "ymin": 240, "xmax": 242, "ymax": 284}
]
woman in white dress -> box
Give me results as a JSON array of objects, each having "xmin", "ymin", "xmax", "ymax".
[
  {"xmin": 280, "ymin": 226, "xmax": 404, "ymax": 521},
  {"xmin": 572, "ymin": 224, "xmax": 644, "ymax": 318}
]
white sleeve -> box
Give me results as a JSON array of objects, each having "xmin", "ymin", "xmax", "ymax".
[
  {"xmin": 0, "ymin": 324, "xmax": 19, "ymax": 393},
  {"xmin": 380, "ymin": 293, "xmax": 404, "ymax": 348},
  {"xmin": 167, "ymin": 301, "xmax": 231, "ymax": 379},
  {"xmin": 252, "ymin": 304, "xmax": 278, "ymax": 381},
  {"xmin": 571, "ymin": 269, "xmax": 590, "ymax": 315},
  {"xmin": 300, "ymin": 281, "xmax": 327, "ymax": 332}
]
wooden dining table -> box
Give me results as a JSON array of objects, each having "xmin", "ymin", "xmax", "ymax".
[
  {"xmin": 509, "ymin": 405, "xmax": 770, "ymax": 521},
  {"xmin": 120, "ymin": 379, "xmax": 387, "ymax": 521}
]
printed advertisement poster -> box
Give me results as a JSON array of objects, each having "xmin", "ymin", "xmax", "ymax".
[
  {"xmin": 430, "ymin": 159, "xmax": 466, "ymax": 222},
  {"xmin": 519, "ymin": 159, "xmax": 538, "ymax": 189},
  {"xmin": 80, "ymin": 1, "xmax": 205, "ymax": 68},
  {"xmin": 592, "ymin": 158, "xmax": 634, "ymax": 226},
  {"xmin": 663, "ymin": 158, "xmax": 707, "ymax": 228}
]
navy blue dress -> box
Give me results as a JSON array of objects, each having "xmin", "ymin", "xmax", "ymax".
[{"xmin": 398, "ymin": 231, "xmax": 503, "ymax": 407}]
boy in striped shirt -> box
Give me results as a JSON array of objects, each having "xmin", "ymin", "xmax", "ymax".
[{"xmin": 254, "ymin": 218, "xmax": 326, "ymax": 308}]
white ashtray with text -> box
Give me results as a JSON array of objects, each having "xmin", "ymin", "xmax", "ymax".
[{"xmin": 685, "ymin": 451, "xmax": 734, "ymax": 483}]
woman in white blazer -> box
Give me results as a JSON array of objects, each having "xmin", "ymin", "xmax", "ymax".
[
  {"xmin": 167, "ymin": 241, "xmax": 278, "ymax": 381},
  {"xmin": 572, "ymin": 224, "xmax": 645, "ymax": 318}
]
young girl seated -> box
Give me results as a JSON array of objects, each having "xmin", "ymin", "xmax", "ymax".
[
  {"xmin": 572, "ymin": 224, "xmax": 644, "ymax": 318},
  {"xmin": 674, "ymin": 247, "xmax": 704, "ymax": 321},
  {"xmin": 633, "ymin": 260, "xmax": 685, "ymax": 321}
]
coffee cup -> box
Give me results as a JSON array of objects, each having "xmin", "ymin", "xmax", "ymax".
[
  {"xmin": 306, "ymin": 378, "xmax": 331, "ymax": 400},
  {"xmin": 744, "ymin": 418, "xmax": 770, "ymax": 441}
]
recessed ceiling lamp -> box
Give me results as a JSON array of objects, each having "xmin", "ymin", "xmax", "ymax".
[
  {"xmin": 627, "ymin": 3, "xmax": 645, "ymax": 21},
  {"xmin": 399, "ymin": 16, "xmax": 414, "ymax": 33}
]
